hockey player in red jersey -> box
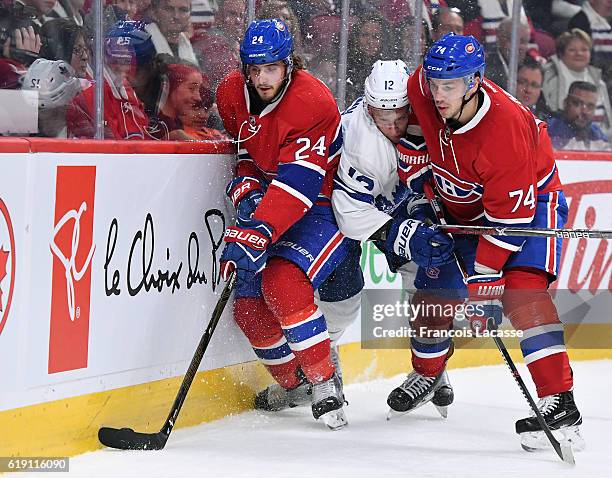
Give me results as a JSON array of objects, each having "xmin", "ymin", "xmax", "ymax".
[
  {"xmin": 391, "ymin": 33, "xmax": 584, "ymax": 452},
  {"xmin": 216, "ymin": 18, "xmax": 363, "ymax": 430}
]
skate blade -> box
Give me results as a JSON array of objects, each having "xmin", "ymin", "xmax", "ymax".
[
  {"xmin": 434, "ymin": 404, "xmax": 448, "ymax": 419},
  {"xmin": 386, "ymin": 399, "xmax": 428, "ymax": 421},
  {"xmin": 520, "ymin": 425, "xmax": 585, "ymax": 454},
  {"xmin": 319, "ymin": 408, "xmax": 348, "ymax": 430}
]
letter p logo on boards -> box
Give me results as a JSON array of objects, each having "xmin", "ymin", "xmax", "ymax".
[{"xmin": 48, "ymin": 166, "xmax": 96, "ymax": 373}]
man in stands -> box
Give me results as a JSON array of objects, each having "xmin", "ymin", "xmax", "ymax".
[
  {"xmin": 146, "ymin": 0, "xmax": 199, "ymax": 66},
  {"xmin": 548, "ymin": 80, "xmax": 610, "ymax": 150}
]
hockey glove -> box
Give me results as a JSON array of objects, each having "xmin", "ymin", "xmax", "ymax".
[
  {"xmin": 220, "ymin": 217, "xmax": 273, "ymax": 282},
  {"xmin": 465, "ymin": 273, "xmax": 506, "ymax": 332},
  {"xmin": 226, "ymin": 176, "xmax": 265, "ymax": 220},
  {"xmin": 404, "ymin": 193, "xmax": 437, "ymax": 223},
  {"xmin": 385, "ymin": 218, "xmax": 454, "ymax": 268}
]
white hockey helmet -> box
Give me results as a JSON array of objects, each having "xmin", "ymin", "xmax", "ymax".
[
  {"xmin": 23, "ymin": 59, "xmax": 91, "ymax": 110},
  {"xmin": 364, "ymin": 59, "xmax": 410, "ymax": 109}
]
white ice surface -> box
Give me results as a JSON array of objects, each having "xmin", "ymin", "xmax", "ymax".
[{"xmin": 40, "ymin": 361, "xmax": 612, "ymax": 478}]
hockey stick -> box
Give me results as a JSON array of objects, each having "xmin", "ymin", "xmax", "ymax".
[
  {"xmin": 422, "ymin": 183, "xmax": 575, "ymax": 465},
  {"xmin": 98, "ymin": 272, "xmax": 236, "ymax": 450},
  {"xmin": 436, "ymin": 223, "xmax": 611, "ymax": 240}
]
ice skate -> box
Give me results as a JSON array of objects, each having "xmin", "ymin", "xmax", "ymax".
[
  {"xmin": 330, "ymin": 345, "xmax": 343, "ymax": 386},
  {"xmin": 387, "ymin": 370, "xmax": 453, "ymax": 420},
  {"xmin": 254, "ymin": 379, "xmax": 311, "ymax": 411},
  {"xmin": 516, "ymin": 390, "xmax": 585, "ymax": 453},
  {"xmin": 311, "ymin": 372, "xmax": 347, "ymax": 430}
]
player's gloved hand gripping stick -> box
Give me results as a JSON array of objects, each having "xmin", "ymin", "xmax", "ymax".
[{"xmin": 422, "ymin": 181, "xmax": 575, "ymax": 465}]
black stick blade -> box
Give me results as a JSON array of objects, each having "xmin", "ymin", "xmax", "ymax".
[{"xmin": 98, "ymin": 427, "xmax": 168, "ymax": 450}]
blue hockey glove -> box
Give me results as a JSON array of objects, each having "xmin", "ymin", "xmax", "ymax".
[
  {"xmin": 385, "ymin": 218, "xmax": 454, "ymax": 268},
  {"xmin": 404, "ymin": 193, "xmax": 437, "ymax": 223},
  {"xmin": 220, "ymin": 217, "xmax": 273, "ymax": 282},
  {"xmin": 226, "ymin": 176, "xmax": 265, "ymax": 220},
  {"xmin": 465, "ymin": 273, "xmax": 506, "ymax": 332}
]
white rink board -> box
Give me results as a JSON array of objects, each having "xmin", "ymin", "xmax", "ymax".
[{"xmin": 0, "ymin": 151, "xmax": 261, "ymax": 411}]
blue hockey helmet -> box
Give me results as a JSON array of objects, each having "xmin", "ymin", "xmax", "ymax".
[
  {"xmin": 105, "ymin": 21, "xmax": 155, "ymax": 67},
  {"xmin": 423, "ymin": 33, "xmax": 485, "ymax": 90},
  {"xmin": 240, "ymin": 18, "xmax": 294, "ymax": 67}
]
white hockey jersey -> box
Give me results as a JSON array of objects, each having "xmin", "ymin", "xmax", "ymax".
[{"xmin": 332, "ymin": 97, "xmax": 428, "ymax": 242}]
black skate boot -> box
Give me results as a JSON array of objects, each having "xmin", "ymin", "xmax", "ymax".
[
  {"xmin": 431, "ymin": 370, "xmax": 454, "ymax": 418},
  {"xmin": 515, "ymin": 390, "xmax": 585, "ymax": 452},
  {"xmin": 255, "ymin": 371, "xmax": 311, "ymax": 411},
  {"xmin": 311, "ymin": 372, "xmax": 347, "ymax": 430},
  {"xmin": 387, "ymin": 370, "xmax": 453, "ymax": 420}
]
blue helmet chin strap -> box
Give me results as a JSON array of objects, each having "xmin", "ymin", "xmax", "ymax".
[{"xmin": 448, "ymin": 74, "xmax": 481, "ymax": 125}]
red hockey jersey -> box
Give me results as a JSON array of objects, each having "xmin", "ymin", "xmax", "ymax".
[
  {"xmin": 216, "ymin": 69, "xmax": 341, "ymax": 241},
  {"xmin": 67, "ymin": 70, "xmax": 151, "ymax": 140},
  {"xmin": 408, "ymin": 65, "xmax": 562, "ymax": 272}
]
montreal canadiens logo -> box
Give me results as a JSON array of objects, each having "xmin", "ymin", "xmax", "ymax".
[
  {"xmin": 432, "ymin": 165, "xmax": 483, "ymax": 204},
  {"xmin": 273, "ymin": 19, "xmax": 286, "ymax": 31},
  {"xmin": 0, "ymin": 198, "xmax": 16, "ymax": 337},
  {"xmin": 465, "ymin": 43, "xmax": 475, "ymax": 54}
]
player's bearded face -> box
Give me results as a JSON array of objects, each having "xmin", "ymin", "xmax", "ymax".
[
  {"xmin": 428, "ymin": 77, "xmax": 469, "ymax": 119},
  {"xmin": 248, "ymin": 61, "xmax": 287, "ymax": 102},
  {"xmin": 369, "ymin": 106, "xmax": 411, "ymax": 144}
]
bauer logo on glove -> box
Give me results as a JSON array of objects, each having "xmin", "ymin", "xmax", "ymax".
[{"xmin": 224, "ymin": 227, "xmax": 270, "ymax": 250}]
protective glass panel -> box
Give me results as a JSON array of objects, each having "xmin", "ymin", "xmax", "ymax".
[{"xmin": 0, "ymin": 1, "xmax": 609, "ymax": 151}]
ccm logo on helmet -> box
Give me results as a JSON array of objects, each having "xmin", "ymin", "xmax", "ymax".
[{"xmin": 225, "ymin": 228, "xmax": 269, "ymax": 250}]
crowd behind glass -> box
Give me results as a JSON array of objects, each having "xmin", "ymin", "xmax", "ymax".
[{"xmin": 0, "ymin": 0, "xmax": 610, "ymax": 151}]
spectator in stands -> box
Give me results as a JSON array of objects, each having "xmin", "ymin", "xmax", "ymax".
[
  {"xmin": 1, "ymin": 5, "xmax": 42, "ymax": 67},
  {"xmin": 542, "ymin": 28, "xmax": 612, "ymax": 135},
  {"xmin": 157, "ymin": 62, "xmax": 202, "ymax": 133},
  {"xmin": 192, "ymin": 0, "xmax": 244, "ymax": 89},
  {"xmin": 569, "ymin": 0, "xmax": 612, "ymax": 71},
  {"xmin": 288, "ymin": 0, "xmax": 339, "ymax": 27},
  {"xmin": 191, "ymin": 0, "xmax": 217, "ymax": 37},
  {"xmin": 303, "ymin": 13, "xmax": 342, "ymax": 67},
  {"xmin": 431, "ymin": 6, "xmax": 464, "ymax": 41},
  {"xmin": 67, "ymin": 21, "xmax": 153, "ymax": 139},
  {"xmin": 516, "ymin": 57, "xmax": 553, "ymax": 121},
  {"xmin": 208, "ymin": 0, "xmax": 245, "ymax": 51},
  {"xmin": 14, "ymin": 0, "xmax": 56, "ymax": 27},
  {"xmin": 346, "ymin": 13, "xmax": 391, "ymax": 105},
  {"xmin": 486, "ymin": 17, "xmax": 531, "ymax": 90},
  {"xmin": 22, "ymin": 58, "xmax": 89, "ymax": 137},
  {"xmin": 547, "ymin": 80, "xmax": 610, "ymax": 150},
  {"xmin": 258, "ymin": 1, "xmax": 304, "ymax": 57},
  {"xmin": 45, "ymin": 0, "xmax": 86, "ymax": 26},
  {"xmin": 569, "ymin": 0, "xmax": 612, "ymax": 98},
  {"xmin": 169, "ymin": 70, "xmax": 227, "ymax": 141},
  {"xmin": 0, "ymin": 56, "xmax": 26, "ymax": 89},
  {"xmin": 308, "ymin": 54, "xmax": 337, "ymax": 95},
  {"xmin": 39, "ymin": 18, "xmax": 89, "ymax": 78},
  {"xmin": 393, "ymin": 16, "xmax": 431, "ymax": 70},
  {"xmin": 146, "ymin": 0, "xmax": 199, "ymax": 66}
]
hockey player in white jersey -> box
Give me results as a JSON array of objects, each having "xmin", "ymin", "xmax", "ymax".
[{"xmin": 332, "ymin": 60, "xmax": 456, "ymax": 418}]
